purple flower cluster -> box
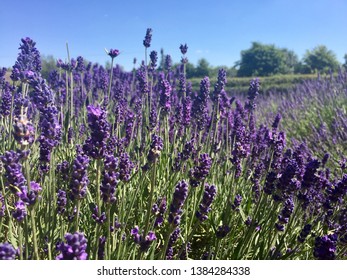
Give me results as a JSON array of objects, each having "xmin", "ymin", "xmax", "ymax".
[
  {"xmin": 143, "ymin": 28, "xmax": 153, "ymax": 48},
  {"xmin": 196, "ymin": 184, "xmax": 217, "ymax": 222},
  {"xmin": 0, "ymin": 242, "xmax": 16, "ymax": 260},
  {"xmin": 149, "ymin": 50, "xmax": 158, "ymax": 71},
  {"xmin": 11, "ymin": 37, "xmax": 41, "ymax": 81},
  {"xmin": 0, "ymin": 150, "xmax": 27, "ymax": 195},
  {"xmin": 211, "ymin": 68, "xmax": 227, "ymax": 103},
  {"xmin": 27, "ymin": 73, "xmax": 61, "ymax": 172},
  {"xmin": 168, "ymin": 180, "xmax": 188, "ymax": 226},
  {"xmin": 118, "ymin": 152, "xmax": 135, "ymax": 182},
  {"xmin": 101, "ymin": 154, "xmax": 119, "ymax": 203},
  {"xmin": 83, "ymin": 105, "xmax": 110, "ymax": 159},
  {"xmin": 108, "ymin": 49, "xmax": 120, "ymax": 59},
  {"xmin": 313, "ymin": 234, "xmax": 337, "ymax": 260},
  {"xmin": 153, "ymin": 197, "xmax": 167, "ymax": 228},
  {"xmin": 143, "ymin": 134, "xmax": 163, "ymax": 170},
  {"xmin": 166, "ymin": 227, "xmax": 180, "ymax": 260},
  {"xmin": 12, "ymin": 200, "xmax": 27, "ymax": 222},
  {"xmin": 56, "ymin": 232, "xmax": 88, "ymax": 260},
  {"xmin": 275, "ymin": 197, "xmax": 294, "ymax": 231},
  {"xmin": 231, "ymin": 194, "xmax": 242, "ymax": 211},
  {"xmin": 12, "ymin": 115, "xmax": 35, "ymax": 147},
  {"xmin": 0, "ymin": 82, "xmax": 12, "ymax": 117},
  {"xmin": 69, "ymin": 146, "xmax": 89, "ymax": 201},
  {"xmin": 192, "ymin": 77, "xmax": 210, "ymax": 130},
  {"xmin": 159, "ymin": 73, "xmax": 172, "ymax": 113},
  {"xmin": 131, "ymin": 226, "xmax": 156, "ymax": 252},
  {"xmin": 56, "ymin": 189, "xmax": 67, "ymax": 215},
  {"xmin": 91, "ymin": 205, "xmax": 106, "ymax": 224},
  {"xmin": 246, "ymin": 78, "xmax": 260, "ymax": 110},
  {"xmin": 189, "ymin": 153, "xmax": 212, "ymax": 187}
]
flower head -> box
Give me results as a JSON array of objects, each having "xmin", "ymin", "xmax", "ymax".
[
  {"xmin": 0, "ymin": 243, "xmax": 16, "ymax": 260},
  {"xmin": 108, "ymin": 49, "xmax": 120, "ymax": 59},
  {"xmin": 180, "ymin": 44, "xmax": 188, "ymax": 55},
  {"xmin": 313, "ymin": 234, "xmax": 337, "ymax": 260},
  {"xmin": 56, "ymin": 232, "xmax": 88, "ymax": 260},
  {"xmin": 143, "ymin": 28, "xmax": 152, "ymax": 48}
]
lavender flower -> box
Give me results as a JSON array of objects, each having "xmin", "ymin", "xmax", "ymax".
[
  {"xmin": 275, "ymin": 197, "xmax": 294, "ymax": 231},
  {"xmin": 56, "ymin": 232, "xmax": 88, "ymax": 260},
  {"xmin": 118, "ymin": 152, "xmax": 135, "ymax": 182},
  {"xmin": 12, "ymin": 115, "xmax": 35, "ymax": 147},
  {"xmin": 98, "ymin": 236, "xmax": 106, "ymax": 260},
  {"xmin": 196, "ymin": 184, "xmax": 217, "ymax": 222},
  {"xmin": 153, "ymin": 197, "xmax": 167, "ymax": 228},
  {"xmin": 159, "ymin": 73, "xmax": 172, "ymax": 113},
  {"xmin": 0, "ymin": 150, "xmax": 27, "ymax": 195},
  {"xmin": 131, "ymin": 226, "xmax": 156, "ymax": 252},
  {"xmin": 20, "ymin": 181, "xmax": 42, "ymax": 207},
  {"xmin": 168, "ymin": 180, "xmax": 188, "ymax": 226},
  {"xmin": 192, "ymin": 77, "xmax": 210, "ymax": 130},
  {"xmin": 12, "ymin": 200, "xmax": 27, "ymax": 222},
  {"xmin": 211, "ymin": 68, "xmax": 227, "ymax": 103},
  {"xmin": 83, "ymin": 105, "xmax": 110, "ymax": 159},
  {"xmin": 101, "ymin": 154, "xmax": 119, "ymax": 203},
  {"xmin": 149, "ymin": 50, "xmax": 158, "ymax": 70},
  {"xmin": 166, "ymin": 227, "xmax": 180, "ymax": 260},
  {"xmin": 91, "ymin": 205, "xmax": 106, "ymax": 224},
  {"xmin": 69, "ymin": 146, "xmax": 89, "ymax": 201},
  {"xmin": 165, "ymin": 55, "xmax": 172, "ymax": 71},
  {"xmin": 136, "ymin": 64, "xmax": 149, "ymax": 96},
  {"xmin": 56, "ymin": 161, "xmax": 70, "ymax": 181},
  {"xmin": 108, "ymin": 49, "xmax": 120, "ymax": 59},
  {"xmin": 0, "ymin": 243, "xmax": 16, "ymax": 260},
  {"xmin": 231, "ymin": 194, "xmax": 242, "ymax": 211},
  {"xmin": 75, "ymin": 56, "xmax": 85, "ymax": 72},
  {"xmin": 143, "ymin": 28, "xmax": 153, "ymax": 48},
  {"xmin": 313, "ymin": 234, "xmax": 337, "ymax": 260},
  {"xmin": 246, "ymin": 78, "xmax": 260, "ymax": 111},
  {"xmin": 0, "ymin": 83, "xmax": 12, "ymax": 117},
  {"xmin": 189, "ymin": 153, "xmax": 212, "ymax": 187},
  {"xmin": 180, "ymin": 44, "xmax": 188, "ymax": 55},
  {"xmin": 11, "ymin": 37, "xmax": 41, "ymax": 81},
  {"xmin": 56, "ymin": 189, "xmax": 67, "ymax": 215},
  {"xmin": 143, "ymin": 134, "xmax": 163, "ymax": 170}
]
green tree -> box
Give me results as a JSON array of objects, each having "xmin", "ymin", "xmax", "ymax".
[
  {"xmin": 303, "ymin": 45, "xmax": 340, "ymax": 73},
  {"xmin": 195, "ymin": 58, "xmax": 210, "ymax": 77},
  {"xmin": 343, "ymin": 54, "xmax": 347, "ymax": 70},
  {"xmin": 236, "ymin": 42, "xmax": 296, "ymax": 77},
  {"xmin": 185, "ymin": 62, "xmax": 196, "ymax": 78},
  {"xmin": 41, "ymin": 55, "xmax": 57, "ymax": 79}
]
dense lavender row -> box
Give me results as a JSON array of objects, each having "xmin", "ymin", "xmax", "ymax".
[{"xmin": 0, "ymin": 32, "xmax": 346, "ymax": 260}]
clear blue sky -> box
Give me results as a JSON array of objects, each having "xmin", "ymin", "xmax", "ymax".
[{"xmin": 0, "ymin": 0, "xmax": 346, "ymax": 71}]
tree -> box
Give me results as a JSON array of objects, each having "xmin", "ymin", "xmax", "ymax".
[
  {"xmin": 236, "ymin": 42, "xmax": 297, "ymax": 77},
  {"xmin": 195, "ymin": 58, "xmax": 210, "ymax": 77},
  {"xmin": 343, "ymin": 54, "xmax": 347, "ymax": 70},
  {"xmin": 303, "ymin": 45, "xmax": 340, "ymax": 73},
  {"xmin": 41, "ymin": 55, "xmax": 57, "ymax": 79}
]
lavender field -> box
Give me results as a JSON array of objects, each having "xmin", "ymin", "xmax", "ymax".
[{"xmin": 0, "ymin": 31, "xmax": 346, "ymax": 260}]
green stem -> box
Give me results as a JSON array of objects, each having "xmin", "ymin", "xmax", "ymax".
[
  {"xmin": 30, "ymin": 209, "xmax": 39, "ymax": 260},
  {"xmin": 18, "ymin": 225, "xmax": 23, "ymax": 260},
  {"xmin": 144, "ymin": 163, "xmax": 156, "ymax": 237}
]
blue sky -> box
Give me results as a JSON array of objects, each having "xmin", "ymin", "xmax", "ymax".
[{"xmin": 0, "ymin": 0, "xmax": 346, "ymax": 71}]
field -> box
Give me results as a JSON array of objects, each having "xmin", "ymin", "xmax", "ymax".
[{"xmin": 0, "ymin": 36, "xmax": 346, "ymax": 260}]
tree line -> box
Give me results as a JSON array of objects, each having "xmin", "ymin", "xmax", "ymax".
[{"xmin": 39, "ymin": 42, "xmax": 347, "ymax": 79}]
